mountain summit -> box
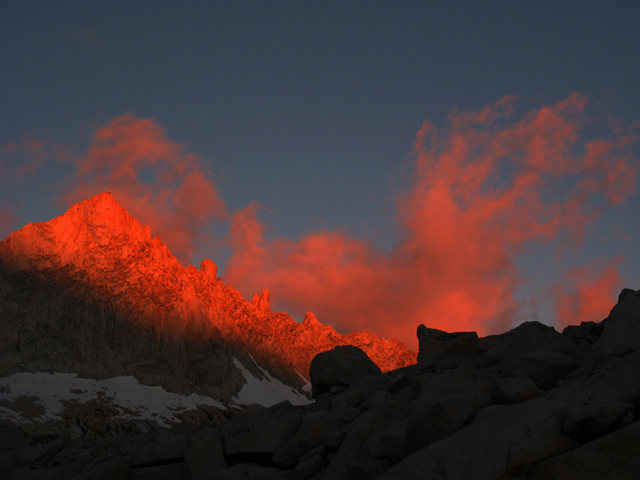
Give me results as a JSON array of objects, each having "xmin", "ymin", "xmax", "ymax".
[{"xmin": 0, "ymin": 192, "xmax": 414, "ymax": 402}]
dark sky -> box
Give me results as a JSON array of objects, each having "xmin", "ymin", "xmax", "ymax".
[{"xmin": 1, "ymin": 1, "xmax": 639, "ymax": 342}]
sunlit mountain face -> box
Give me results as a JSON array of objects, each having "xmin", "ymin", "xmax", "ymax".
[{"xmin": 0, "ymin": 192, "xmax": 415, "ymax": 393}]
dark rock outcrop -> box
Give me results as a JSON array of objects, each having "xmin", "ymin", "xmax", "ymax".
[
  {"xmin": 309, "ymin": 345, "xmax": 382, "ymax": 397},
  {"xmin": 416, "ymin": 325, "xmax": 479, "ymax": 366}
]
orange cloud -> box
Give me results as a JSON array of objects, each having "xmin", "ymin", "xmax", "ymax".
[
  {"xmin": 225, "ymin": 94, "xmax": 637, "ymax": 347},
  {"xmin": 1, "ymin": 135, "xmax": 72, "ymax": 179},
  {"xmin": 553, "ymin": 259, "xmax": 622, "ymax": 328},
  {"xmin": 66, "ymin": 114, "xmax": 226, "ymax": 264}
]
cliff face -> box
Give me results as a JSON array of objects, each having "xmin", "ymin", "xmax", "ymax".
[{"xmin": 0, "ymin": 192, "xmax": 415, "ymax": 398}]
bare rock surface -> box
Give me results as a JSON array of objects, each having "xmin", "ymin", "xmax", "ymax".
[
  {"xmin": 596, "ymin": 288, "xmax": 640, "ymax": 356},
  {"xmin": 308, "ymin": 345, "xmax": 382, "ymax": 397},
  {"xmin": 511, "ymin": 420, "xmax": 640, "ymax": 480}
]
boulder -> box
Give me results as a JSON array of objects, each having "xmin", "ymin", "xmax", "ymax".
[
  {"xmin": 273, "ymin": 410, "xmax": 337, "ymax": 468},
  {"xmin": 493, "ymin": 376, "xmax": 543, "ymax": 404},
  {"xmin": 565, "ymin": 349, "xmax": 640, "ymax": 411},
  {"xmin": 320, "ymin": 400, "xmax": 408, "ymax": 480},
  {"xmin": 378, "ymin": 383, "xmax": 581, "ymax": 480},
  {"xmin": 132, "ymin": 431, "xmax": 188, "ymax": 467},
  {"xmin": 11, "ymin": 435, "xmax": 65, "ymax": 467},
  {"xmin": 323, "ymin": 430, "xmax": 346, "ymax": 452},
  {"xmin": 404, "ymin": 373, "xmax": 494, "ymax": 455},
  {"xmin": 478, "ymin": 321, "xmax": 582, "ymax": 389},
  {"xmin": 222, "ymin": 401, "xmax": 303, "ymax": 465},
  {"xmin": 208, "ymin": 463, "xmax": 286, "ymax": 480},
  {"xmin": 309, "ymin": 346, "xmax": 381, "ymax": 398},
  {"xmin": 560, "ymin": 349, "xmax": 640, "ymax": 443},
  {"xmin": 596, "ymin": 288, "xmax": 640, "ymax": 356},
  {"xmin": 294, "ymin": 445, "xmax": 326, "ymax": 479},
  {"xmin": 563, "ymin": 402, "xmax": 634, "ymax": 442},
  {"xmin": 0, "ymin": 425, "xmax": 26, "ymax": 453},
  {"xmin": 562, "ymin": 321, "xmax": 602, "ymax": 345},
  {"xmin": 363, "ymin": 418, "xmax": 407, "ymax": 464},
  {"xmin": 514, "ymin": 420, "xmax": 640, "ymax": 480},
  {"xmin": 184, "ymin": 427, "xmax": 227, "ymax": 480},
  {"xmin": 417, "ymin": 325, "xmax": 479, "ymax": 366},
  {"xmin": 379, "ymin": 347, "xmax": 640, "ymax": 480},
  {"xmin": 129, "ymin": 462, "xmax": 183, "ymax": 480},
  {"xmin": 404, "ymin": 394, "xmax": 478, "ymax": 456},
  {"xmin": 89, "ymin": 456, "xmax": 132, "ymax": 480}
]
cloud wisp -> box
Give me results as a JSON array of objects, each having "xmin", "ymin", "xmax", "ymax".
[
  {"xmin": 553, "ymin": 258, "xmax": 623, "ymax": 328},
  {"xmin": 225, "ymin": 94, "xmax": 636, "ymax": 346},
  {"xmin": 65, "ymin": 114, "xmax": 226, "ymax": 264}
]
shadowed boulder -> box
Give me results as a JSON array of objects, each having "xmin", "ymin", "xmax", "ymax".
[
  {"xmin": 477, "ymin": 321, "xmax": 582, "ymax": 389},
  {"xmin": 309, "ymin": 345, "xmax": 382, "ymax": 398},
  {"xmin": 596, "ymin": 288, "xmax": 640, "ymax": 356},
  {"xmin": 416, "ymin": 324, "xmax": 479, "ymax": 366}
]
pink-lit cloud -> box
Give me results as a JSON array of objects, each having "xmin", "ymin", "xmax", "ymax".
[
  {"xmin": 1, "ymin": 135, "xmax": 72, "ymax": 179},
  {"xmin": 553, "ymin": 259, "xmax": 623, "ymax": 328},
  {"xmin": 225, "ymin": 94, "xmax": 637, "ymax": 346},
  {"xmin": 65, "ymin": 114, "xmax": 226, "ymax": 264}
]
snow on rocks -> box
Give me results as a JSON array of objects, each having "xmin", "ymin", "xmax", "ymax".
[
  {"xmin": 0, "ymin": 372, "xmax": 226, "ymax": 427},
  {"xmin": 231, "ymin": 356, "xmax": 311, "ymax": 407}
]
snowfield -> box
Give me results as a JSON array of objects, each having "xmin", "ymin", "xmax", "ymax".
[
  {"xmin": 231, "ymin": 356, "xmax": 311, "ymax": 407},
  {"xmin": 0, "ymin": 372, "xmax": 227, "ymax": 426},
  {"xmin": 0, "ymin": 360, "xmax": 311, "ymax": 427}
]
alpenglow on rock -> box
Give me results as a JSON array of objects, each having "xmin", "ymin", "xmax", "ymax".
[{"xmin": 0, "ymin": 192, "xmax": 415, "ymax": 429}]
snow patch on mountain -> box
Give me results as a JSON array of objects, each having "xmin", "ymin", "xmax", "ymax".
[
  {"xmin": 0, "ymin": 372, "xmax": 227, "ymax": 426},
  {"xmin": 231, "ymin": 357, "xmax": 312, "ymax": 407}
]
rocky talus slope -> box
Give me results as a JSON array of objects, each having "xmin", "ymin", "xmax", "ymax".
[
  {"xmin": 0, "ymin": 192, "xmax": 414, "ymax": 401},
  {"xmin": 3, "ymin": 288, "xmax": 640, "ymax": 479}
]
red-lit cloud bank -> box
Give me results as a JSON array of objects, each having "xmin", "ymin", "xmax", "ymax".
[
  {"xmin": 61, "ymin": 95, "xmax": 636, "ymax": 346},
  {"xmin": 225, "ymin": 94, "xmax": 636, "ymax": 345}
]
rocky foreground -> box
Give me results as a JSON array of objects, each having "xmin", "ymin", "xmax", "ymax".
[{"xmin": 2, "ymin": 288, "xmax": 640, "ymax": 479}]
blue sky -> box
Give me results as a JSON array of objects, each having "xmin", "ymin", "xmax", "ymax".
[{"xmin": 1, "ymin": 1, "xmax": 639, "ymax": 342}]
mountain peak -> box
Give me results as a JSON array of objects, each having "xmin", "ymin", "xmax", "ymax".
[
  {"xmin": 0, "ymin": 193, "xmax": 416, "ymax": 385},
  {"xmin": 60, "ymin": 191, "xmax": 151, "ymax": 241},
  {"xmin": 0, "ymin": 191, "xmax": 157, "ymax": 273}
]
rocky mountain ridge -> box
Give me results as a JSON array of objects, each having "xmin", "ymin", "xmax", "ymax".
[{"xmin": 0, "ymin": 192, "xmax": 414, "ymax": 400}]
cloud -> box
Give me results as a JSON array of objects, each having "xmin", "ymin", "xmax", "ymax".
[
  {"xmin": 1, "ymin": 135, "xmax": 72, "ymax": 179},
  {"xmin": 553, "ymin": 259, "xmax": 623, "ymax": 328},
  {"xmin": 224, "ymin": 94, "xmax": 637, "ymax": 347},
  {"xmin": 65, "ymin": 114, "xmax": 226, "ymax": 264}
]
